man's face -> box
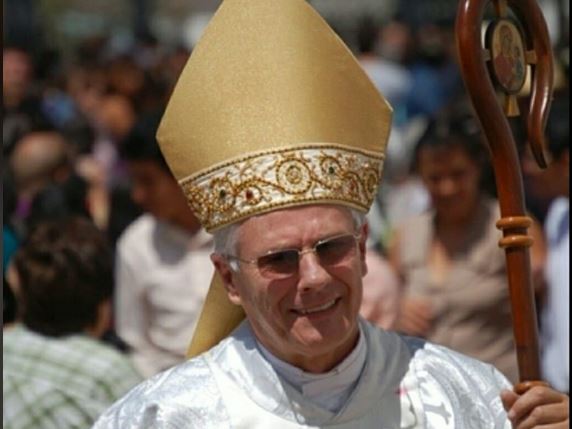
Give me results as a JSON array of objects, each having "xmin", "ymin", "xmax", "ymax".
[
  {"xmin": 3, "ymin": 49, "xmax": 32, "ymax": 103},
  {"xmin": 127, "ymin": 160, "xmax": 190, "ymax": 223},
  {"xmin": 215, "ymin": 205, "xmax": 367, "ymax": 372}
]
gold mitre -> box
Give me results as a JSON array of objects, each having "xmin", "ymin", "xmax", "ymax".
[
  {"xmin": 156, "ymin": 0, "xmax": 392, "ymax": 357},
  {"xmin": 157, "ymin": 0, "xmax": 392, "ymax": 232}
]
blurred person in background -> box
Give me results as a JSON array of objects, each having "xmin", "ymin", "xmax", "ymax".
[
  {"xmin": 114, "ymin": 111, "xmax": 213, "ymax": 377},
  {"xmin": 7, "ymin": 125, "xmax": 123, "ymax": 237},
  {"xmin": 390, "ymin": 104, "xmax": 546, "ymax": 384},
  {"xmin": 8, "ymin": 128, "xmax": 74, "ymax": 230},
  {"xmin": 63, "ymin": 60, "xmax": 143, "ymax": 238},
  {"xmin": 83, "ymin": 93, "xmax": 137, "ymax": 231},
  {"xmin": 522, "ymin": 93, "xmax": 569, "ymax": 394},
  {"xmin": 3, "ymin": 47, "xmax": 35, "ymax": 112},
  {"xmin": 24, "ymin": 172, "xmax": 91, "ymax": 231},
  {"xmin": 91, "ymin": 93, "xmax": 137, "ymax": 188},
  {"xmin": 65, "ymin": 64, "xmax": 108, "ymax": 132},
  {"xmin": 356, "ymin": 16, "xmax": 412, "ymax": 120},
  {"xmin": 106, "ymin": 56, "xmax": 146, "ymax": 102},
  {"xmin": 354, "ymin": 16, "xmax": 428, "ymax": 251},
  {"xmin": 85, "ymin": 56, "xmax": 166, "ymax": 230},
  {"xmin": 404, "ymin": 23, "xmax": 463, "ymax": 121},
  {"xmin": 107, "ymin": 53, "xmax": 168, "ymax": 115},
  {"xmin": 3, "ymin": 46, "xmax": 50, "ymax": 156},
  {"xmin": 349, "ymin": 16, "xmax": 408, "ymax": 332},
  {"xmin": 3, "ymin": 217, "xmax": 141, "ymax": 429}
]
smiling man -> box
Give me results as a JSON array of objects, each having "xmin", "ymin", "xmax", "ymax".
[
  {"xmin": 92, "ymin": 0, "xmax": 568, "ymax": 427},
  {"xmin": 212, "ymin": 205, "xmax": 367, "ymax": 377}
]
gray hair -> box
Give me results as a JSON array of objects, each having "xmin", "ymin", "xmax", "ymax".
[
  {"xmin": 213, "ymin": 222, "xmax": 241, "ymax": 256},
  {"xmin": 213, "ymin": 207, "xmax": 366, "ymax": 259}
]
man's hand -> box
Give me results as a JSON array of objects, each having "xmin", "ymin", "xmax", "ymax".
[{"xmin": 501, "ymin": 385, "xmax": 569, "ymax": 428}]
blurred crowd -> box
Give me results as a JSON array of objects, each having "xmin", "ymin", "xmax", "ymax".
[{"xmin": 2, "ymin": 5, "xmax": 569, "ymax": 428}]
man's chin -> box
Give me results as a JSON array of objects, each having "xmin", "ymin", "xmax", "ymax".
[{"xmin": 291, "ymin": 322, "xmax": 356, "ymax": 352}]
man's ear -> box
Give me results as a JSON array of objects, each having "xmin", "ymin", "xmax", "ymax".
[
  {"xmin": 211, "ymin": 253, "xmax": 242, "ymax": 306},
  {"xmin": 359, "ymin": 223, "xmax": 369, "ymax": 276}
]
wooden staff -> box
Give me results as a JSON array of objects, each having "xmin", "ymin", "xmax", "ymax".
[{"xmin": 455, "ymin": 0, "xmax": 554, "ymax": 394}]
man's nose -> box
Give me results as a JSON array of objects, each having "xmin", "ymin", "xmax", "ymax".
[{"xmin": 297, "ymin": 251, "xmax": 331, "ymax": 292}]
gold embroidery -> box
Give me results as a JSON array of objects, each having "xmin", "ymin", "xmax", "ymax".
[{"xmin": 179, "ymin": 145, "xmax": 384, "ymax": 231}]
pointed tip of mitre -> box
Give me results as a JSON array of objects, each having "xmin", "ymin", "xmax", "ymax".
[{"xmin": 157, "ymin": 0, "xmax": 393, "ymax": 183}]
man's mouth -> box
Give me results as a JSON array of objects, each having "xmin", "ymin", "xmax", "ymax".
[{"xmin": 292, "ymin": 298, "xmax": 339, "ymax": 315}]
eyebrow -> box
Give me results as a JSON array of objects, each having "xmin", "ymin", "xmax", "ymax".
[{"xmin": 258, "ymin": 231, "xmax": 355, "ymax": 255}]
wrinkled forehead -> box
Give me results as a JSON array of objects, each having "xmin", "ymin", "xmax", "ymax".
[{"xmin": 236, "ymin": 204, "xmax": 356, "ymax": 244}]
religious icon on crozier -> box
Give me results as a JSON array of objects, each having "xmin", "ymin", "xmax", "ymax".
[{"xmin": 487, "ymin": 19, "xmax": 527, "ymax": 94}]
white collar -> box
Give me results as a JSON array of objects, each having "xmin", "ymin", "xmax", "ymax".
[{"xmin": 257, "ymin": 323, "xmax": 367, "ymax": 412}]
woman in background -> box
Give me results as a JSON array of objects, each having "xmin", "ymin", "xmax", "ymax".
[{"xmin": 390, "ymin": 105, "xmax": 545, "ymax": 383}]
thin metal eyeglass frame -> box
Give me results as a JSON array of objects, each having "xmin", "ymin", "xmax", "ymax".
[{"xmin": 224, "ymin": 232, "xmax": 362, "ymax": 270}]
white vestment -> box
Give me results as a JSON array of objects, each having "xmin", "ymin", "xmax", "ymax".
[{"xmin": 93, "ymin": 319, "xmax": 512, "ymax": 428}]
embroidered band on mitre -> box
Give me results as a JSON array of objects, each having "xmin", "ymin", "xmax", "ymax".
[{"xmin": 156, "ymin": 0, "xmax": 392, "ymax": 357}]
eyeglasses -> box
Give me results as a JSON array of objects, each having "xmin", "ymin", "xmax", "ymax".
[{"xmin": 226, "ymin": 233, "xmax": 361, "ymax": 279}]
